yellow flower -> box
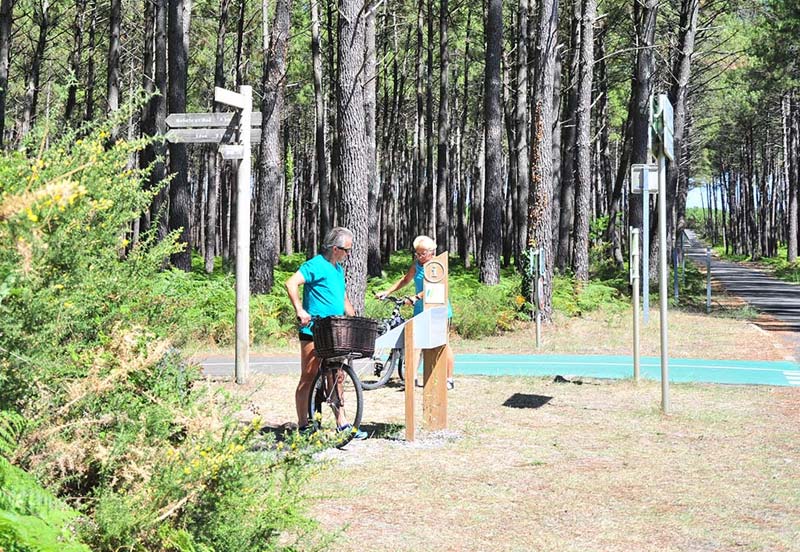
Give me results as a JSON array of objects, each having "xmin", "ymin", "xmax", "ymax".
[{"xmin": 26, "ymin": 209, "xmax": 38, "ymax": 223}]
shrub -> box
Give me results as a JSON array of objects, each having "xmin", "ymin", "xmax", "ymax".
[{"xmin": 0, "ymin": 119, "xmax": 322, "ymax": 551}]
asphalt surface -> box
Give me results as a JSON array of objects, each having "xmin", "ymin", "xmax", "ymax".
[
  {"xmin": 685, "ymin": 230, "xmax": 800, "ymax": 332},
  {"xmin": 199, "ymin": 353, "xmax": 800, "ymax": 387}
]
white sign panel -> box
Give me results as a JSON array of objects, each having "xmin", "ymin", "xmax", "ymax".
[
  {"xmin": 659, "ymin": 94, "xmax": 675, "ymax": 161},
  {"xmin": 630, "ymin": 163, "xmax": 659, "ymax": 194}
]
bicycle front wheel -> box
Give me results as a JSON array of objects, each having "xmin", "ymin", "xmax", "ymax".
[{"xmin": 308, "ymin": 362, "xmax": 364, "ymax": 447}]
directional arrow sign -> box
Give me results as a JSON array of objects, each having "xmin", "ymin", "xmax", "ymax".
[
  {"xmin": 165, "ymin": 127, "xmax": 262, "ymax": 144},
  {"xmin": 215, "ymin": 86, "xmax": 248, "ymax": 110},
  {"xmin": 166, "ymin": 112, "xmax": 263, "ymax": 128}
]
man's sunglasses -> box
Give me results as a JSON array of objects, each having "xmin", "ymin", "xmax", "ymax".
[{"xmin": 335, "ymin": 245, "xmax": 352, "ymax": 252}]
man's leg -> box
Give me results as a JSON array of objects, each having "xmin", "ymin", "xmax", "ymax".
[{"xmin": 296, "ymin": 339, "xmax": 320, "ymax": 427}]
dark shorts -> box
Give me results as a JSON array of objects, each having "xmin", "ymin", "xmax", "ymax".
[{"xmin": 299, "ymin": 332, "xmax": 313, "ymax": 343}]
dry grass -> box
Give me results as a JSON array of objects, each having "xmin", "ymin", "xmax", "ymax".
[
  {"xmin": 210, "ymin": 298, "xmax": 799, "ymax": 551},
  {"xmin": 224, "ymin": 373, "xmax": 799, "ymax": 552}
]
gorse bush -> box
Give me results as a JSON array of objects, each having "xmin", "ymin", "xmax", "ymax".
[{"xmin": 0, "ymin": 118, "xmax": 321, "ymax": 551}]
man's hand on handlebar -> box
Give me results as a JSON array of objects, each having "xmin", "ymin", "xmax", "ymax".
[{"xmin": 296, "ymin": 308, "xmax": 312, "ymax": 327}]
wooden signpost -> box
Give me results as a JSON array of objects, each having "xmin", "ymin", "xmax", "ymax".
[{"xmin": 165, "ymin": 85, "xmax": 256, "ymax": 384}]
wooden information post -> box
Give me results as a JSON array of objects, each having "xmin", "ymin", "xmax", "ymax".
[{"xmin": 375, "ymin": 253, "xmax": 450, "ymax": 441}]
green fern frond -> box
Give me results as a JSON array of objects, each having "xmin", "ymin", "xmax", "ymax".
[{"xmin": 0, "ymin": 410, "xmax": 26, "ymax": 458}]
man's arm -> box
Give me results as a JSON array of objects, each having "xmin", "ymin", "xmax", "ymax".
[
  {"xmin": 344, "ymin": 295, "xmax": 355, "ymax": 317},
  {"xmin": 285, "ymin": 271, "xmax": 311, "ymax": 326}
]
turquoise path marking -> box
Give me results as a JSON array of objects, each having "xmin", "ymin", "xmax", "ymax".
[{"xmin": 453, "ymin": 354, "xmax": 800, "ymax": 387}]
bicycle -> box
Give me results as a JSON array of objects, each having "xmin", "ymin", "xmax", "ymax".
[
  {"xmin": 358, "ymin": 296, "xmax": 409, "ymax": 390},
  {"xmin": 307, "ymin": 316, "xmax": 374, "ymax": 447}
]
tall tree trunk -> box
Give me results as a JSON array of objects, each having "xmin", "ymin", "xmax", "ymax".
[
  {"xmin": 413, "ymin": 1, "xmax": 425, "ymax": 236},
  {"xmin": 365, "ymin": 1, "xmax": 381, "ymax": 276},
  {"xmin": 526, "ymin": 0, "xmax": 559, "ymax": 319},
  {"xmin": 338, "ymin": 0, "xmax": 370, "ymax": 313},
  {"xmin": 168, "ymin": 0, "xmax": 192, "ymax": 270},
  {"xmin": 479, "ymin": 0, "xmax": 502, "ymax": 285},
  {"xmin": 0, "ymin": 0, "xmax": 12, "ymax": 147},
  {"xmin": 436, "ymin": 0, "xmax": 450, "ymax": 253},
  {"xmin": 630, "ymin": 0, "xmax": 658, "ymax": 263},
  {"xmin": 204, "ymin": 0, "xmax": 230, "ymax": 273},
  {"xmin": 64, "ymin": 0, "xmax": 85, "ymax": 125},
  {"xmin": 457, "ymin": 5, "xmax": 472, "ymax": 264},
  {"xmin": 311, "ymin": 0, "xmax": 328, "ymax": 239},
  {"xmin": 668, "ymin": 0, "xmax": 699, "ymax": 254},
  {"xmin": 514, "ymin": 0, "xmax": 529, "ymax": 269},
  {"xmin": 572, "ymin": 0, "xmax": 595, "ymax": 282},
  {"xmin": 84, "ymin": 0, "xmax": 98, "ymax": 123},
  {"xmin": 21, "ymin": 0, "xmax": 52, "ymax": 139},
  {"xmin": 252, "ymin": 0, "xmax": 290, "ymax": 294},
  {"xmin": 107, "ymin": 0, "xmax": 121, "ymax": 129},
  {"xmin": 556, "ymin": 0, "xmax": 580, "ymax": 272},
  {"xmin": 784, "ymin": 92, "xmax": 798, "ymax": 262}
]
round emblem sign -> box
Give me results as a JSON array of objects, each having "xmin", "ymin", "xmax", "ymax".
[{"xmin": 424, "ymin": 260, "xmax": 446, "ymax": 283}]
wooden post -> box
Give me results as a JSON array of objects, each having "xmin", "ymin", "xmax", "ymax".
[
  {"xmin": 422, "ymin": 252, "xmax": 449, "ymax": 430},
  {"xmin": 403, "ymin": 319, "xmax": 417, "ymax": 441},
  {"xmin": 422, "ymin": 345, "xmax": 447, "ymax": 430}
]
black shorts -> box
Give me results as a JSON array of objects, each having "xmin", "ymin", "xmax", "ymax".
[{"xmin": 299, "ymin": 332, "xmax": 314, "ymax": 343}]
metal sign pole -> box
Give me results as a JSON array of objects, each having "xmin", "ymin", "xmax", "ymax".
[
  {"xmin": 642, "ymin": 180, "xmax": 650, "ymax": 325},
  {"xmin": 658, "ymin": 150, "xmax": 669, "ymax": 414},
  {"xmin": 706, "ymin": 247, "xmax": 712, "ymax": 314},
  {"xmin": 630, "ymin": 227, "xmax": 640, "ymax": 382}
]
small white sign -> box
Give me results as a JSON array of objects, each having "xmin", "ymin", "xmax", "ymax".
[
  {"xmin": 631, "ymin": 163, "xmax": 659, "ymax": 194},
  {"xmin": 424, "ymin": 283, "xmax": 446, "ymax": 304},
  {"xmin": 659, "ymin": 94, "xmax": 675, "ymax": 161}
]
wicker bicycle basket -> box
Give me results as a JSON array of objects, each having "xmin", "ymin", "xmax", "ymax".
[{"xmin": 312, "ymin": 316, "xmax": 379, "ymax": 359}]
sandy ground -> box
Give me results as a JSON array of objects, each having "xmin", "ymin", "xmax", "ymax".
[{"xmin": 209, "ymin": 303, "xmax": 799, "ymax": 552}]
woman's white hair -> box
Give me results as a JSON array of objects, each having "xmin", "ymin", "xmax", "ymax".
[{"xmin": 412, "ymin": 235, "xmax": 436, "ymax": 251}]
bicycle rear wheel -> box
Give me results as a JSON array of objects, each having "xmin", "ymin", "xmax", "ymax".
[
  {"xmin": 308, "ymin": 362, "xmax": 364, "ymax": 447},
  {"xmin": 359, "ymin": 347, "xmax": 400, "ymax": 390}
]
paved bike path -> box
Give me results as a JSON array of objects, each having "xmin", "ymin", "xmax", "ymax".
[{"xmin": 198, "ymin": 353, "xmax": 800, "ymax": 387}]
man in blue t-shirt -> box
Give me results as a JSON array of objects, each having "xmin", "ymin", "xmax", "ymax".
[{"xmin": 285, "ymin": 227, "xmax": 365, "ymax": 438}]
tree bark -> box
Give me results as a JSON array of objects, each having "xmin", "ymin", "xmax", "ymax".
[
  {"xmin": 311, "ymin": 0, "xmax": 328, "ymax": 241},
  {"xmin": 556, "ymin": 0, "xmax": 580, "ymax": 272},
  {"xmin": 0, "ymin": 0, "xmax": 12, "ymax": 147},
  {"xmin": 21, "ymin": 0, "xmax": 52, "ymax": 139},
  {"xmin": 436, "ymin": 0, "xmax": 450, "ymax": 253},
  {"xmin": 338, "ymin": 0, "xmax": 370, "ymax": 313},
  {"xmin": 526, "ymin": 0, "xmax": 559, "ymax": 319},
  {"xmin": 479, "ymin": 0, "xmax": 502, "ymax": 285},
  {"xmin": 365, "ymin": 1, "xmax": 381, "ymax": 276},
  {"xmin": 107, "ymin": 0, "xmax": 121, "ymax": 125},
  {"xmin": 572, "ymin": 0, "xmax": 596, "ymax": 282},
  {"xmin": 168, "ymin": 0, "xmax": 192, "ymax": 270},
  {"xmin": 252, "ymin": 0, "xmax": 291, "ymax": 294},
  {"xmin": 514, "ymin": 0, "xmax": 529, "ymax": 269}
]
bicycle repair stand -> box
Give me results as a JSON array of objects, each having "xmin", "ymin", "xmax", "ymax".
[
  {"xmin": 375, "ymin": 306, "xmax": 449, "ymax": 441},
  {"xmin": 374, "ymin": 251, "xmax": 451, "ymax": 441}
]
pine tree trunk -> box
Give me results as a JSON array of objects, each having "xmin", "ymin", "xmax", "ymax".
[
  {"xmin": 310, "ymin": 0, "xmax": 328, "ymax": 240},
  {"xmin": 0, "ymin": 0, "xmax": 13, "ymax": 147},
  {"xmin": 479, "ymin": 0, "xmax": 502, "ymax": 285},
  {"xmin": 338, "ymin": 0, "xmax": 370, "ymax": 313},
  {"xmin": 514, "ymin": 0, "xmax": 530, "ymax": 269},
  {"xmin": 252, "ymin": 0, "xmax": 291, "ymax": 294},
  {"xmin": 572, "ymin": 0, "xmax": 595, "ymax": 282},
  {"xmin": 65, "ymin": 0, "xmax": 86, "ymax": 125},
  {"xmin": 556, "ymin": 0, "xmax": 581, "ymax": 272},
  {"xmin": 168, "ymin": 0, "xmax": 192, "ymax": 270},
  {"xmin": 365, "ymin": 1, "xmax": 382, "ymax": 276},
  {"xmin": 436, "ymin": 0, "xmax": 450, "ymax": 253},
  {"xmin": 526, "ymin": 0, "xmax": 559, "ymax": 319},
  {"xmin": 107, "ymin": 0, "xmax": 121, "ymax": 126},
  {"xmin": 84, "ymin": 0, "xmax": 97, "ymax": 122},
  {"xmin": 21, "ymin": 0, "xmax": 51, "ymax": 139}
]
